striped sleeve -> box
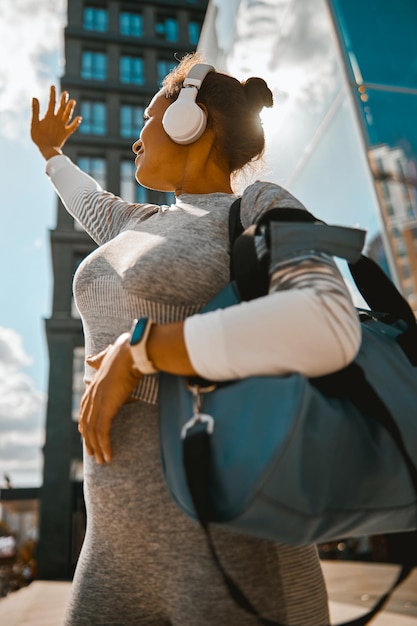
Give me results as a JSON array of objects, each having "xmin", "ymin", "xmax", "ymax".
[
  {"xmin": 46, "ymin": 155, "xmax": 158, "ymax": 244},
  {"xmin": 184, "ymin": 244, "xmax": 361, "ymax": 381}
]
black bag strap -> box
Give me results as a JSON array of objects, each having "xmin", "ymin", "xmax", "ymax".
[
  {"xmin": 183, "ymin": 427, "xmax": 415, "ymax": 626},
  {"xmin": 184, "ymin": 198, "xmax": 417, "ymax": 626},
  {"xmin": 348, "ymin": 255, "xmax": 417, "ymax": 364},
  {"xmin": 229, "ymin": 200, "xmax": 319, "ymax": 300}
]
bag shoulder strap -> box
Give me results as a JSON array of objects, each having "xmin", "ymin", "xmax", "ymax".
[
  {"xmin": 229, "ymin": 199, "xmax": 417, "ymax": 361},
  {"xmin": 228, "ymin": 197, "xmax": 245, "ymax": 248}
]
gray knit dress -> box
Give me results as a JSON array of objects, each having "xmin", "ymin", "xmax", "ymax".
[{"xmin": 48, "ymin": 156, "xmax": 330, "ymax": 626}]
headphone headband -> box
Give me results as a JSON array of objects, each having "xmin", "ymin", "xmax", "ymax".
[{"xmin": 183, "ymin": 63, "xmax": 215, "ymax": 90}]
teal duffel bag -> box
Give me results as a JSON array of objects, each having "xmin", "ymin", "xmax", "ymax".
[
  {"xmin": 158, "ymin": 202, "xmax": 417, "ymax": 625},
  {"xmin": 159, "ymin": 205, "xmax": 417, "ymax": 545},
  {"xmin": 159, "ymin": 280, "xmax": 417, "ymax": 544}
]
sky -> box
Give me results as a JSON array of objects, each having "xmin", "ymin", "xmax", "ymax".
[{"xmin": 0, "ymin": 0, "xmax": 67, "ymax": 487}]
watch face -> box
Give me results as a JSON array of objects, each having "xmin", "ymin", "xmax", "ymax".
[{"xmin": 131, "ymin": 318, "xmax": 148, "ymax": 345}]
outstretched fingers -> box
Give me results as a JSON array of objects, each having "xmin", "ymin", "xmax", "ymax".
[
  {"xmin": 46, "ymin": 85, "xmax": 57, "ymax": 116},
  {"xmin": 63, "ymin": 99, "xmax": 82, "ymax": 131},
  {"xmin": 31, "ymin": 97, "xmax": 40, "ymax": 124}
]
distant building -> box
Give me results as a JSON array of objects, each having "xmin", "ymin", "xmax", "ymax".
[
  {"xmin": 328, "ymin": 0, "xmax": 417, "ymax": 309},
  {"xmin": 369, "ymin": 144, "xmax": 417, "ymax": 311},
  {"xmin": 37, "ymin": 0, "xmax": 208, "ymax": 581},
  {"xmin": 0, "ymin": 488, "xmax": 39, "ymax": 548}
]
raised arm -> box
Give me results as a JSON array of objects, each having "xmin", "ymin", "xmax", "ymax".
[{"xmin": 31, "ymin": 85, "xmax": 82, "ymax": 160}]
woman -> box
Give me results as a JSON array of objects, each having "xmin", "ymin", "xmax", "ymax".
[{"xmin": 31, "ymin": 54, "xmax": 360, "ymax": 625}]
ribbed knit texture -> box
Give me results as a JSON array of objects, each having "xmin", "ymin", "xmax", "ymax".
[{"xmin": 47, "ymin": 158, "xmax": 331, "ymax": 625}]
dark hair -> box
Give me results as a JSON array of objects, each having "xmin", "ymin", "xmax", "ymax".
[{"xmin": 162, "ymin": 54, "xmax": 273, "ymax": 174}]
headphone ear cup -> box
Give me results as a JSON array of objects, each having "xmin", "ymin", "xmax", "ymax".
[{"xmin": 162, "ymin": 94, "xmax": 207, "ymax": 145}]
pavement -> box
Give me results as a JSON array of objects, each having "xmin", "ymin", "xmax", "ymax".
[{"xmin": 0, "ymin": 561, "xmax": 416, "ymax": 625}]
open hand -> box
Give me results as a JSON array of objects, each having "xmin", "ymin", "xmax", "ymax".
[
  {"xmin": 78, "ymin": 333, "xmax": 143, "ymax": 465},
  {"xmin": 31, "ymin": 85, "xmax": 82, "ymax": 159}
]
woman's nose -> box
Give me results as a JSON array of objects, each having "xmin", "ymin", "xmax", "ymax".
[{"xmin": 132, "ymin": 138, "xmax": 141, "ymax": 154}]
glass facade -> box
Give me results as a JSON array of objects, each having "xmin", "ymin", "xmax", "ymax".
[
  {"xmin": 329, "ymin": 0, "xmax": 417, "ymax": 308},
  {"xmin": 199, "ymin": 0, "xmax": 417, "ymax": 308}
]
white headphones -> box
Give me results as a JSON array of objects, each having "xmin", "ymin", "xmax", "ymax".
[{"xmin": 162, "ymin": 63, "xmax": 215, "ymax": 145}]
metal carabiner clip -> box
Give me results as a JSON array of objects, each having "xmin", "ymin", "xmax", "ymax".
[{"xmin": 181, "ymin": 382, "xmax": 216, "ymax": 439}]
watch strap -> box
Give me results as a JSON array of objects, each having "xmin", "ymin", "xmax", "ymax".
[{"xmin": 129, "ymin": 318, "xmax": 157, "ymax": 375}]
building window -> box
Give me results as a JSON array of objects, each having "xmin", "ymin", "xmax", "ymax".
[
  {"xmin": 121, "ymin": 160, "xmax": 148, "ymax": 203},
  {"xmin": 79, "ymin": 101, "xmax": 106, "ymax": 135},
  {"xmin": 386, "ymin": 202, "xmax": 395, "ymax": 216},
  {"xmin": 157, "ymin": 60, "xmax": 177, "ymax": 85},
  {"xmin": 72, "ymin": 347, "xmax": 85, "ymax": 421},
  {"xmin": 83, "ymin": 6, "xmax": 108, "ymax": 32},
  {"xmin": 120, "ymin": 56, "xmax": 145, "ymax": 85},
  {"xmin": 78, "ymin": 157, "xmax": 106, "ymax": 189},
  {"xmin": 188, "ymin": 20, "xmax": 201, "ymax": 45},
  {"xmin": 155, "ymin": 15, "xmax": 178, "ymax": 42},
  {"xmin": 120, "ymin": 104, "xmax": 144, "ymax": 138},
  {"xmin": 397, "ymin": 238, "xmax": 407, "ymax": 257},
  {"xmin": 402, "ymin": 264, "xmax": 411, "ymax": 278},
  {"xmin": 120, "ymin": 11, "xmax": 143, "ymax": 37},
  {"xmin": 81, "ymin": 51, "xmax": 107, "ymax": 81}
]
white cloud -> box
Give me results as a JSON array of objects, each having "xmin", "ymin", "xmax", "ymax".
[
  {"xmin": 0, "ymin": 327, "xmax": 46, "ymax": 487},
  {"xmin": 0, "ymin": 0, "xmax": 67, "ymax": 139}
]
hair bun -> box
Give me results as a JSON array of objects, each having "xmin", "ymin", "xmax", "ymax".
[{"xmin": 243, "ymin": 77, "xmax": 273, "ymax": 114}]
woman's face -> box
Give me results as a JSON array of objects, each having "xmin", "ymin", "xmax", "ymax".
[{"xmin": 132, "ymin": 91, "xmax": 187, "ymax": 193}]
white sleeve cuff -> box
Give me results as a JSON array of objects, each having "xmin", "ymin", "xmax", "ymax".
[
  {"xmin": 184, "ymin": 289, "xmax": 361, "ymax": 382},
  {"xmin": 184, "ymin": 309, "xmax": 234, "ymax": 380},
  {"xmin": 45, "ymin": 154, "xmax": 73, "ymax": 177}
]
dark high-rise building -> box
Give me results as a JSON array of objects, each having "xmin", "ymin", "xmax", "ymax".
[{"xmin": 37, "ymin": 0, "xmax": 208, "ymax": 581}]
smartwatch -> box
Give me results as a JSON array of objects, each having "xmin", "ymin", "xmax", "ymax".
[{"xmin": 129, "ymin": 317, "xmax": 157, "ymax": 375}]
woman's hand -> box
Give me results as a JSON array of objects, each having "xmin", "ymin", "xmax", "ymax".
[
  {"xmin": 79, "ymin": 333, "xmax": 143, "ymax": 465},
  {"xmin": 31, "ymin": 85, "xmax": 82, "ymax": 160}
]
